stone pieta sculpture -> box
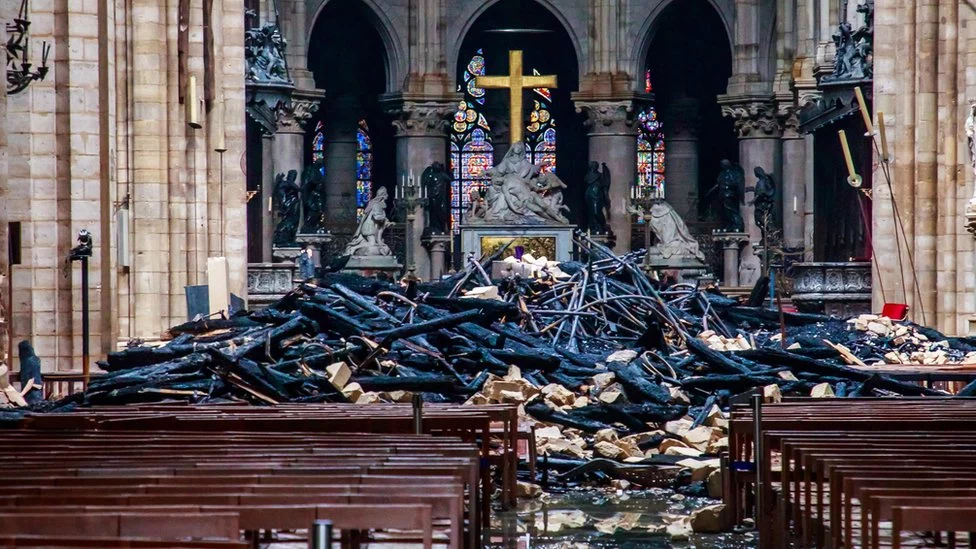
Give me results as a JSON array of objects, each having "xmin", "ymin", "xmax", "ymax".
[
  {"xmin": 469, "ymin": 143, "xmax": 569, "ymax": 225},
  {"xmin": 966, "ymin": 103, "xmax": 976, "ymax": 231},
  {"xmin": 272, "ymin": 170, "xmax": 300, "ymax": 247},
  {"xmin": 583, "ymin": 161, "xmax": 611, "ymax": 233},
  {"xmin": 344, "ymin": 187, "xmax": 392, "ymax": 257},
  {"xmin": 647, "ymin": 200, "xmax": 705, "ymax": 262},
  {"xmin": 423, "ymin": 161, "xmax": 452, "ymax": 234}
]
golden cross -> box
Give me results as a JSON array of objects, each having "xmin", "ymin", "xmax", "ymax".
[{"xmin": 476, "ymin": 50, "xmax": 557, "ymax": 145}]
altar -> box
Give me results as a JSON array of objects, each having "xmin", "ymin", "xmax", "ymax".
[{"xmin": 460, "ymin": 223, "xmax": 574, "ymax": 262}]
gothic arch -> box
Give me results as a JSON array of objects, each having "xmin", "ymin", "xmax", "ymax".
[
  {"xmin": 305, "ymin": 0, "xmax": 406, "ymax": 91},
  {"xmin": 630, "ymin": 0, "xmax": 733, "ymax": 92},
  {"xmin": 447, "ymin": 0, "xmax": 587, "ymax": 88}
]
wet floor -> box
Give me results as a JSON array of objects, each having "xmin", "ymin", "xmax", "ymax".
[{"xmin": 487, "ymin": 489, "xmax": 757, "ymax": 549}]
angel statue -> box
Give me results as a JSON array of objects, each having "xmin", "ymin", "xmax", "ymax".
[
  {"xmin": 422, "ymin": 161, "xmax": 452, "ymax": 234},
  {"xmin": 705, "ymin": 159, "xmax": 745, "ymax": 232},
  {"xmin": 343, "ymin": 187, "xmax": 392, "ymax": 257},
  {"xmin": 272, "ymin": 170, "xmax": 300, "ymax": 247},
  {"xmin": 583, "ymin": 161, "xmax": 611, "ymax": 233},
  {"xmin": 750, "ymin": 166, "xmax": 776, "ymax": 237}
]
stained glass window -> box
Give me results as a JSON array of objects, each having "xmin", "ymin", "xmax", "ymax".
[
  {"xmin": 525, "ymin": 75, "xmax": 556, "ymax": 173},
  {"xmin": 450, "ymin": 49, "xmax": 494, "ymax": 233},
  {"xmin": 312, "ymin": 121, "xmax": 326, "ymax": 163},
  {"xmin": 356, "ymin": 119, "xmax": 373, "ymax": 221},
  {"xmin": 636, "ymin": 106, "xmax": 665, "ymax": 199}
]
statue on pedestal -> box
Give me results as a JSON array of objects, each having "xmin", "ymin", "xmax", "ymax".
[
  {"xmin": 750, "ymin": 167, "xmax": 776, "ymax": 236},
  {"xmin": 423, "ymin": 162, "xmax": 452, "ymax": 234},
  {"xmin": 707, "ymin": 159, "xmax": 745, "ymax": 232},
  {"xmin": 272, "ymin": 170, "xmax": 300, "ymax": 247},
  {"xmin": 300, "ymin": 160, "xmax": 327, "ymax": 234},
  {"xmin": 647, "ymin": 200, "xmax": 705, "ymax": 262},
  {"xmin": 584, "ymin": 161, "xmax": 611, "ymax": 233},
  {"xmin": 473, "ymin": 143, "xmax": 569, "ymax": 225},
  {"xmin": 244, "ymin": 22, "xmax": 289, "ymax": 83},
  {"xmin": 344, "ymin": 187, "xmax": 392, "ymax": 257}
]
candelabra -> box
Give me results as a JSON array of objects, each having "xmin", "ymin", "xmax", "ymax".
[
  {"xmin": 629, "ymin": 186, "xmax": 657, "ymax": 269},
  {"xmin": 6, "ymin": 0, "xmax": 51, "ymax": 95},
  {"xmin": 394, "ymin": 171, "xmax": 428, "ymax": 279}
]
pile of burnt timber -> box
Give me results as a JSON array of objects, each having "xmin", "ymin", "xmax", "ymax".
[{"xmin": 3, "ymin": 234, "xmax": 966, "ymax": 491}]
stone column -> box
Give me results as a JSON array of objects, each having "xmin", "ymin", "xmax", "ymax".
[
  {"xmin": 662, "ymin": 98, "xmax": 700, "ymax": 223},
  {"xmin": 261, "ymin": 134, "xmax": 275, "ymax": 262},
  {"xmin": 385, "ymin": 97, "xmax": 455, "ymax": 279},
  {"xmin": 778, "ymin": 105, "xmax": 806, "ymax": 249},
  {"xmin": 271, "ymin": 94, "xmax": 321, "ymax": 193},
  {"xmin": 323, "ymin": 96, "xmax": 362, "ymax": 235},
  {"xmin": 0, "ymin": 12, "xmax": 8, "ymax": 373},
  {"xmin": 576, "ymin": 100, "xmax": 637, "ymax": 253},
  {"xmin": 719, "ymin": 97, "xmax": 781, "ymax": 286}
]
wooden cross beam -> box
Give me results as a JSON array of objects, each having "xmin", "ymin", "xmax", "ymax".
[{"xmin": 476, "ymin": 50, "xmax": 557, "ymax": 144}]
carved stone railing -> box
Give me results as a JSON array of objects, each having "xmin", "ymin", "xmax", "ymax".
[
  {"xmin": 790, "ymin": 261, "xmax": 872, "ymax": 316},
  {"xmin": 246, "ymin": 263, "xmax": 298, "ymax": 310}
]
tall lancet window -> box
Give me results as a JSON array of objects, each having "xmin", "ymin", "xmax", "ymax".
[
  {"xmin": 356, "ymin": 119, "xmax": 373, "ymax": 220},
  {"xmin": 312, "ymin": 121, "xmax": 326, "ymax": 164},
  {"xmin": 525, "ymin": 73, "xmax": 556, "ymax": 173},
  {"xmin": 451, "ymin": 49, "xmax": 494, "ymax": 232},
  {"xmin": 636, "ymin": 70, "xmax": 665, "ymax": 198}
]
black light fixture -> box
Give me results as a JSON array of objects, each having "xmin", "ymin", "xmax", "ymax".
[{"xmin": 6, "ymin": 0, "xmax": 51, "ymax": 95}]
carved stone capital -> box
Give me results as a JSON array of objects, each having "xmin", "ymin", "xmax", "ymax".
[
  {"xmin": 718, "ymin": 96, "xmax": 781, "ymax": 138},
  {"xmin": 382, "ymin": 95, "xmax": 457, "ymax": 137},
  {"xmin": 776, "ymin": 102, "xmax": 801, "ymax": 139},
  {"xmin": 275, "ymin": 93, "xmax": 323, "ymax": 132},
  {"xmin": 575, "ymin": 100, "xmax": 636, "ymax": 135}
]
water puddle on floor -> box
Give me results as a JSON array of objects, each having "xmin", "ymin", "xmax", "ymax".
[{"xmin": 486, "ymin": 488, "xmax": 757, "ymax": 549}]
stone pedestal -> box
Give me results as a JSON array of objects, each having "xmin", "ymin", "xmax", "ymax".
[
  {"xmin": 575, "ymin": 100, "xmax": 637, "ymax": 254},
  {"xmin": 247, "ymin": 262, "xmax": 299, "ymax": 309},
  {"xmin": 295, "ymin": 233, "xmax": 334, "ymax": 269},
  {"xmin": 712, "ymin": 231, "xmax": 749, "ymax": 287},
  {"xmin": 342, "ymin": 256, "xmax": 403, "ymax": 279},
  {"xmin": 423, "ymin": 233, "xmax": 452, "ymax": 280},
  {"xmin": 460, "ymin": 224, "xmax": 575, "ymax": 262}
]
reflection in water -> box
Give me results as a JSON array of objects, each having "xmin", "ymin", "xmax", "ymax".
[{"xmin": 487, "ymin": 489, "xmax": 756, "ymax": 549}]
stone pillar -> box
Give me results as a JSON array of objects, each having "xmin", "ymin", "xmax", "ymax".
[
  {"xmin": 719, "ymin": 97, "xmax": 782, "ymax": 286},
  {"xmin": 385, "ymin": 97, "xmax": 454, "ymax": 279},
  {"xmin": 261, "ymin": 134, "xmax": 275, "ymax": 262},
  {"xmin": 576, "ymin": 100, "xmax": 637, "ymax": 253},
  {"xmin": 0, "ymin": 11, "xmax": 8, "ymax": 373},
  {"xmin": 778, "ymin": 105, "xmax": 806, "ymax": 249},
  {"xmin": 662, "ymin": 98, "xmax": 700, "ymax": 222},
  {"xmin": 323, "ymin": 96, "xmax": 362, "ymax": 235},
  {"xmin": 271, "ymin": 92, "xmax": 322, "ymax": 227},
  {"xmin": 423, "ymin": 234, "xmax": 451, "ymax": 280}
]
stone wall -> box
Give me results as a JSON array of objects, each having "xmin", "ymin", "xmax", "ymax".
[
  {"xmin": 3, "ymin": 0, "xmax": 246, "ymax": 371},
  {"xmin": 0, "ymin": 4, "xmax": 10, "ymax": 373},
  {"xmin": 872, "ymin": 0, "xmax": 976, "ymax": 335}
]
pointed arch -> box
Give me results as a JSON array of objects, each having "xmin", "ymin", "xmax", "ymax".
[{"xmin": 306, "ymin": 0, "xmax": 406, "ymax": 91}]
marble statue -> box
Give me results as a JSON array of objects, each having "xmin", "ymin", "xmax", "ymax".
[
  {"xmin": 709, "ymin": 159, "xmax": 745, "ymax": 232},
  {"xmin": 473, "ymin": 143, "xmax": 569, "ymax": 225},
  {"xmin": 967, "ymin": 102, "xmax": 976, "ymax": 224},
  {"xmin": 648, "ymin": 200, "xmax": 706, "ymax": 262},
  {"xmin": 751, "ymin": 167, "xmax": 776, "ymax": 235},
  {"xmin": 344, "ymin": 187, "xmax": 392, "ymax": 257},
  {"xmin": 423, "ymin": 161, "xmax": 452, "ymax": 234},
  {"xmin": 465, "ymin": 188, "xmax": 487, "ymax": 223},
  {"xmin": 300, "ymin": 160, "xmax": 327, "ymax": 234},
  {"xmin": 244, "ymin": 22, "xmax": 289, "ymax": 83},
  {"xmin": 272, "ymin": 170, "xmax": 300, "ymax": 247},
  {"xmin": 584, "ymin": 161, "xmax": 611, "ymax": 234}
]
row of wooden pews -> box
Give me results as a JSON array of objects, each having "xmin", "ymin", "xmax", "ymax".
[
  {"xmin": 0, "ymin": 403, "xmax": 519, "ymax": 548},
  {"xmin": 727, "ymin": 397, "xmax": 976, "ymax": 548}
]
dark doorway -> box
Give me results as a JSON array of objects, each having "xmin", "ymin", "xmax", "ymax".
[{"xmin": 813, "ymin": 114, "xmax": 872, "ymax": 261}]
